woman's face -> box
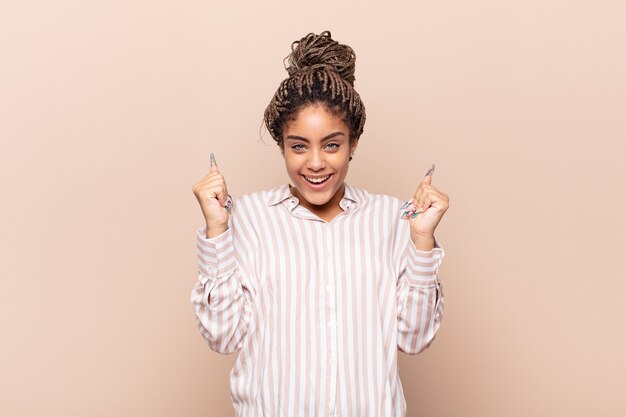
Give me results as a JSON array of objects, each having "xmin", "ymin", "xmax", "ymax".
[{"xmin": 282, "ymin": 103, "xmax": 357, "ymax": 212}]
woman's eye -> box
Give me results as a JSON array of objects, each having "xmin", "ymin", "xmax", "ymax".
[{"xmin": 291, "ymin": 143, "xmax": 339, "ymax": 151}]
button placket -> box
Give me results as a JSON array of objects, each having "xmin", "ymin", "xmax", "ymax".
[{"xmin": 324, "ymin": 224, "xmax": 338, "ymax": 416}]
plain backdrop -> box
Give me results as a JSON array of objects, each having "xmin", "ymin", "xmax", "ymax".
[{"xmin": 1, "ymin": 0, "xmax": 625, "ymax": 416}]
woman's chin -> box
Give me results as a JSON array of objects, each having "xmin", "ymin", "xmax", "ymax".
[
  {"xmin": 300, "ymin": 186, "xmax": 338, "ymax": 207},
  {"xmin": 305, "ymin": 195, "xmax": 330, "ymax": 207},
  {"xmin": 291, "ymin": 176, "xmax": 342, "ymax": 207}
]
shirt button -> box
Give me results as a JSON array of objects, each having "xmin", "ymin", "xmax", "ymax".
[
  {"xmin": 326, "ymin": 284, "xmax": 334, "ymax": 291},
  {"xmin": 326, "ymin": 251, "xmax": 331, "ymax": 258},
  {"xmin": 327, "ymin": 320, "xmax": 336, "ymax": 327}
]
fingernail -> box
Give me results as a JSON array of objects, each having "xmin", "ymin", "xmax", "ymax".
[
  {"xmin": 401, "ymin": 208, "xmax": 417, "ymax": 219},
  {"xmin": 210, "ymin": 152, "xmax": 216, "ymax": 167},
  {"xmin": 400, "ymin": 200, "xmax": 413, "ymax": 210},
  {"xmin": 225, "ymin": 195, "xmax": 233, "ymax": 214},
  {"xmin": 411, "ymin": 211, "xmax": 420, "ymax": 218},
  {"xmin": 402, "ymin": 206, "xmax": 417, "ymax": 217},
  {"xmin": 424, "ymin": 163, "xmax": 435, "ymax": 178}
]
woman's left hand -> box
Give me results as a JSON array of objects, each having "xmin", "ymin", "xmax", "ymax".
[{"xmin": 402, "ymin": 170, "xmax": 450, "ymax": 239}]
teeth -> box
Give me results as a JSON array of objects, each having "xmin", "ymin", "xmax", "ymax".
[{"xmin": 305, "ymin": 175, "xmax": 330, "ymax": 183}]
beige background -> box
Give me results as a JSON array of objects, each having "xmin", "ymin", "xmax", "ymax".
[{"xmin": 1, "ymin": 0, "xmax": 625, "ymax": 416}]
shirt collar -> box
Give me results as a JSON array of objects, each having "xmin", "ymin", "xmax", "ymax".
[{"xmin": 265, "ymin": 182, "xmax": 360, "ymax": 210}]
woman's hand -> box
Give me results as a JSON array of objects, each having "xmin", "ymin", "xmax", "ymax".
[
  {"xmin": 192, "ymin": 152, "xmax": 232, "ymax": 237},
  {"xmin": 401, "ymin": 165, "xmax": 449, "ymax": 247}
]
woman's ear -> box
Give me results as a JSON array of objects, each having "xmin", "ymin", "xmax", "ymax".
[{"xmin": 348, "ymin": 143, "xmax": 357, "ymax": 161}]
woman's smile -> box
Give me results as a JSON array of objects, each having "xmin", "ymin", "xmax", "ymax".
[{"xmin": 302, "ymin": 173, "xmax": 334, "ymax": 188}]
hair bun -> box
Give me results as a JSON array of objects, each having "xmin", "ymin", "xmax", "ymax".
[{"xmin": 284, "ymin": 30, "xmax": 356, "ymax": 86}]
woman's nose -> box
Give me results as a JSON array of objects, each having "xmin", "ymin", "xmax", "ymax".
[{"xmin": 307, "ymin": 149, "xmax": 326, "ymax": 170}]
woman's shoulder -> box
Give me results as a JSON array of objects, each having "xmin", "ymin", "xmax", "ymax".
[
  {"xmin": 346, "ymin": 183, "xmax": 405, "ymax": 211},
  {"xmin": 231, "ymin": 183, "xmax": 290, "ymax": 208}
]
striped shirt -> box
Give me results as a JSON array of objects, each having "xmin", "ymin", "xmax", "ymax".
[{"xmin": 190, "ymin": 182, "xmax": 446, "ymax": 417}]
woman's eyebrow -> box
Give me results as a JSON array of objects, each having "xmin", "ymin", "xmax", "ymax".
[{"xmin": 286, "ymin": 131, "xmax": 345, "ymax": 142}]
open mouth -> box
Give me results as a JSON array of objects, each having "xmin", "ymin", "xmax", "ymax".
[{"xmin": 302, "ymin": 174, "xmax": 333, "ymax": 187}]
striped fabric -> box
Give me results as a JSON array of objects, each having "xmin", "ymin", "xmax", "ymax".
[{"xmin": 190, "ymin": 182, "xmax": 446, "ymax": 417}]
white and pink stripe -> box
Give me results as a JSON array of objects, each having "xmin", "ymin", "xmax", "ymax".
[{"xmin": 190, "ymin": 182, "xmax": 445, "ymax": 417}]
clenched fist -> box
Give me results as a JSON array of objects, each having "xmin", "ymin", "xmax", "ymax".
[{"xmin": 192, "ymin": 152, "xmax": 233, "ymax": 238}]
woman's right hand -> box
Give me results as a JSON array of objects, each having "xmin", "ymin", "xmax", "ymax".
[{"xmin": 192, "ymin": 153, "xmax": 231, "ymax": 236}]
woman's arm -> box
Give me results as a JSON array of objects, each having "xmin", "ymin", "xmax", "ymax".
[
  {"xmin": 395, "ymin": 238, "xmax": 446, "ymax": 354},
  {"xmin": 190, "ymin": 211, "xmax": 258, "ymax": 355}
]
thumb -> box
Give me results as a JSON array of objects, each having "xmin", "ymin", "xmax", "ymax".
[{"xmin": 210, "ymin": 152, "xmax": 220, "ymax": 173}]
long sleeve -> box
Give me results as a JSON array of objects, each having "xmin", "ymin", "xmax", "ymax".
[
  {"xmin": 190, "ymin": 212, "xmax": 258, "ymax": 355},
  {"xmin": 395, "ymin": 228, "xmax": 446, "ymax": 355}
]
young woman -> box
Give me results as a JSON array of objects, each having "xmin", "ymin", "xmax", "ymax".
[{"xmin": 191, "ymin": 31, "xmax": 450, "ymax": 417}]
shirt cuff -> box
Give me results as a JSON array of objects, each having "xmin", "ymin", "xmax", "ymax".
[
  {"xmin": 196, "ymin": 225, "xmax": 236, "ymax": 282},
  {"xmin": 405, "ymin": 237, "xmax": 445, "ymax": 288}
]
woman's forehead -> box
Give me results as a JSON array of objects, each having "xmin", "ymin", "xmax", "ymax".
[{"xmin": 285, "ymin": 107, "xmax": 348, "ymax": 132}]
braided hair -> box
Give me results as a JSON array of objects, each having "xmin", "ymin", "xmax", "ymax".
[{"xmin": 263, "ymin": 31, "xmax": 366, "ymax": 159}]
